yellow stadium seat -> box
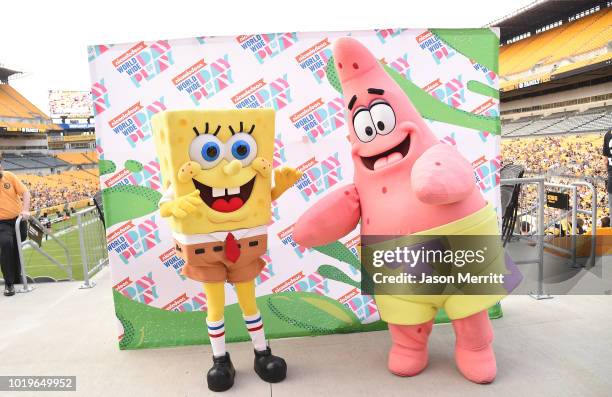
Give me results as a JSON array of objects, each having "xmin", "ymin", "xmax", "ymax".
[{"xmin": 500, "ymin": 9, "xmax": 612, "ymax": 77}]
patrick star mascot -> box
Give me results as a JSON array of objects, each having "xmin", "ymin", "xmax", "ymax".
[{"xmin": 293, "ymin": 37, "xmax": 506, "ymax": 384}]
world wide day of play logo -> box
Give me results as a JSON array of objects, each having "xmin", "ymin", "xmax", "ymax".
[
  {"xmin": 277, "ymin": 224, "xmax": 310, "ymax": 259},
  {"xmin": 172, "ymin": 56, "xmax": 234, "ymax": 105},
  {"xmin": 339, "ymin": 288, "xmax": 378, "ymax": 321},
  {"xmin": 236, "ymin": 33, "xmax": 298, "ymax": 64},
  {"xmin": 290, "ymin": 98, "xmax": 345, "ymax": 143},
  {"xmin": 471, "ymin": 99, "xmax": 499, "ymax": 142},
  {"xmin": 423, "ymin": 76, "xmax": 466, "ymax": 108},
  {"xmin": 472, "ymin": 155, "xmax": 501, "ymax": 194},
  {"xmin": 295, "ymin": 154, "xmax": 343, "ymax": 202},
  {"xmin": 375, "ymin": 28, "xmax": 405, "ymax": 44},
  {"xmin": 158, "ymin": 247, "xmax": 186, "ymax": 279},
  {"xmin": 416, "ymin": 31, "xmax": 456, "ymax": 65},
  {"xmin": 108, "ymin": 98, "xmax": 166, "ymax": 148},
  {"xmin": 385, "ymin": 54, "xmax": 411, "ymax": 81},
  {"xmin": 231, "ymin": 76, "xmax": 292, "ymax": 110},
  {"xmin": 107, "ymin": 217, "xmax": 161, "ymax": 265},
  {"xmin": 295, "ymin": 38, "xmax": 333, "ymax": 84},
  {"xmin": 112, "ymin": 41, "xmax": 174, "ymax": 88},
  {"xmin": 114, "ymin": 272, "xmax": 159, "ymax": 305},
  {"xmin": 272, "ymin": 271, "xmax": 329, "ymax": 296},
  {"xmin": 162, "ymin": 292, "xmax": 207, "ymax": 312}
]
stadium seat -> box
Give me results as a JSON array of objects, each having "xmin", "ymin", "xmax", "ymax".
[{"xmin": 500, "ymin": 8, "xmax": 612, "ymax": 76}]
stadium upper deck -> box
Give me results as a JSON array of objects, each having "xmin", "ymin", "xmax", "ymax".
[
  {"xmin": 0, "ymin": 67, "xmax": 60, "ymax": 134},
  {"xmin": 493, "ymin": 0, "xmax": 611, "ymax": 95}
]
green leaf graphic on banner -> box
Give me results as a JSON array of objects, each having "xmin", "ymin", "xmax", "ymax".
[
  {"xmin": 467, "ymin": 80, "xmax": 500, "ymax": 100},
  {"xmin": 430, "ymin": 28, "xmax": 499, "ymax": 74},
  {"xmin": 325, "ymin": 56, "xmax": 500, "ymax": 134},
  {"xmin": 267, "ymin": 294, "xmax": 359, "ymax": 333},
  {"xmin": 317, "ymin": 264, "xmax": 360, "ymax": 289},
  {"xmin": 124, "ymin": 159, "xmax": 144, "ymax": 173},
  {"xmin": 99, "ymin": 159, "xmax": 116, "ymax": 175},
  {"xmin": 313, "ymin": 241, "xmax": 361, "ymax": 270},
  {"xmin": 117, "ymin": 312, "xmax": 135, "ymax": 349},
  {"xmin": 113, "ymin": 289, "xmax": 384, "ymax": 349},
  {"xmin": 102, "ymin": 185, "xmax": 161, "ymax": 227}
]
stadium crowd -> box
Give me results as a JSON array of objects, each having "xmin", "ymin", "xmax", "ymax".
[
  {"xmin": 19, "ymin": 170, "xmax": 99, "ymax": 213},
  {"xmin": 501, "ymin": 133, "xmax": 610, "ymax": 233}
]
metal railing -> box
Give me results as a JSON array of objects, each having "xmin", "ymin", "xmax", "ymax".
[
  {"xmin": 501, "ymin": 177, "xmax": 598, "ymax": 300},
  {"xmin": 75, "ymin": 207, "xmax": 108, "ymax": 289},
  {"xmin": 12, "ymin": 206, "xmax": 108, "ymax": 292},
  {"xmin": 14, "ymin": 215, "xmax": 73, "ymax": 293},
  {"xmin": 502, "ymin": 177, "xmax": 550, "ymax": 299}
]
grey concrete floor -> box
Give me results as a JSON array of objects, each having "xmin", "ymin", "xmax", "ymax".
[{"xmin": 1, "ymin": 268, "xmax": 611, "ymax": 397}]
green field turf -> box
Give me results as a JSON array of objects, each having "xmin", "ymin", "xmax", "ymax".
[{"xmin": 20, "ymin": 213, "xmax": 106, "ymax": 282}]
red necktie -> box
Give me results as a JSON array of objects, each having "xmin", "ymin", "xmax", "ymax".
[{"xmin": 224, "ymin": 232, "xmax": 240, "ymax": 263}]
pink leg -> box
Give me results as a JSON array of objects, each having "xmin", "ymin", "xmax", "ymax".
[
  {"xmin": 451, "ymin": 310, "xmax": 497, "ymax": 384},
  {"xmin": 387, "ymin": 321, "xmax": 433, "ymax": 377}
]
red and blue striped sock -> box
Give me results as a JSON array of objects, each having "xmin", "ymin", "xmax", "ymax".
[
  {"xmin": 244, "ymin": 311, "xmax": 267, "ymax": 351},
  {"xmin": 207, "ymin": 318, "xmax": 226, "ymax": 357}
]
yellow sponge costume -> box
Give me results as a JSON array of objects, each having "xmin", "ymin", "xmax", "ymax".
[{"xmin": 151, "ymin": 108, "xmax": 301, "ymax": 391}]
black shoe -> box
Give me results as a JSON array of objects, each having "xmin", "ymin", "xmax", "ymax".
[
  {"xmin": 254, "ymin": 347, "xmax": 287, "ymax": 383},
  {"xmin": 3, "ymin": 285, "xmax": 15, "ymax": 297},
  {"xmin": 207, "ymin": 353, "xmax": 235, "ymax": 392}
]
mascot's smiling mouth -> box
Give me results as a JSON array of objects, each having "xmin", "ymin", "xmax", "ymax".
[
  {"xmin": 360, "ymin": 135, "xmax": 410, "ymax": 170},
  {"xmin": 193, "ymin": 177, "xmax": 256, "ymax": 213}
]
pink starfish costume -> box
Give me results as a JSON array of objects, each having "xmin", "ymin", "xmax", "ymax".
[{"xmin": 293, "ymin": 37, "xmax": 506, "ymax": 383}]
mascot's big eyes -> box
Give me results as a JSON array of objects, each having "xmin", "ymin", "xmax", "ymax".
[
  {"xmin": 369, "ymin": 102, "xmax": 396, "ymax": 135},
  {"xmin": 189, "ymin": 134, "xmax": 225, "ymax": 169},
  {"xmin": 352, "ymin": 109, "xmax": 377, "ymax": 143},
  {"xmin": 226, "ymin": 133, "xmax": 257, "ymax": 166}
]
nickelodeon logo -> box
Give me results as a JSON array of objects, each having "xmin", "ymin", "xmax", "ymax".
[
  {"xmin": 162, "ymin": 292, "xmax": 207, "ymax": 312},
  {"xmin": 108, "ymin": 98, "xmax": 166, "ymax": 148},
  {"xmin": 416, "ymin": 31, "xmax": 456, "ymax": 65},
  {"xmin": 237, "ymin": 33, "xmax": 298, "ymax": 64},
  {"xmin": 295, "ymin": 38, "xmax": 332, "ymax": 84},
  {"xmin": 173, "ymin": 56, "xmax": 233, "ymax": 105},
  {"xmin": 295, "ymin": 154, "xmax": 343, "ymax": 202},
  {"xmin": 112, "ymin": 40, "xmax": 174, "ymax": 88},
  {"xmin": 290, "ymin": 98, "xmax": 345, "ymax": 143},
  {"xmin": 231, "ymin": 76, "xmax": 292, "ymax": 111},
  {"xmin": 159, "ymin": 247, "xmax": 185, "ymax": 277},
  {"xmin": 345, "ymin": 235, "xmax": 361, "ymax": 259},
  {"xmin": 107, "ymin": 216, "xmax": 161, "ymax": 265},
  {"xmin": 423, "ymin": 76, "xmax": 466, "ymax": 108}
]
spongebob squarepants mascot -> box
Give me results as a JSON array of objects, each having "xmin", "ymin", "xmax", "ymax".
[{"xmin": 151, "ymin": 109, "xmax": 301, "ymax": 392}]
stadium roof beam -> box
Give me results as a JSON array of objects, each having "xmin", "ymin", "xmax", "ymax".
[
  {"xmin": 0, "ymin": 65, "xmax": 23, "ymax": 84},
  {"xmin": 486, "ymin": 0, "xmax": 607, "ymax": 43}
]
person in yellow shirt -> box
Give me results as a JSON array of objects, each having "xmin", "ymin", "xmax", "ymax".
[{"xmin": 0, "ymin": 161, "xmax": 31, "ymax": 296}]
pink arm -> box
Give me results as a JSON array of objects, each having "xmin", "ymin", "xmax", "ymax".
[
  {"xmin": 411, "ymin": 143, "xmax": 477, "ymax": 205},
  {"xmin": 293, "ymin": 184, "xmax": 361, "ymax": 248}
]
